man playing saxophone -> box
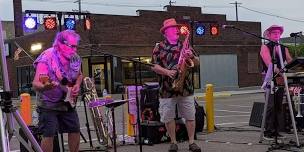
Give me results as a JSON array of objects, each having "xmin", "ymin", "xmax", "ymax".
[{"xmin": 151, "ymin": 18, "xmax": 200, "ymax": 152}]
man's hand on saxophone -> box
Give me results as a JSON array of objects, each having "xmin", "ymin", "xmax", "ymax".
[
  {"xmin": 183, "ymin": 48, "xmax": 194, "ymax": 59},
  {"xmin": 166, "ymin": 69, "xmax": 177, "ymax": 79},
  {"xmin": 151, "ymin": 64, "xmax": 177, "ymax": 78}
]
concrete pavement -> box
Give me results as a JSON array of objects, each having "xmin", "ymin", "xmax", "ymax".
[{"xmin": 75, "ymin": 87, "xmax": 294, "ymax": 152}]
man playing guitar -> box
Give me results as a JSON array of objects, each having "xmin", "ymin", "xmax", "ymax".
[{"xmin": 32, "ymin": 30, "xmax": 83, "ymax": 152}]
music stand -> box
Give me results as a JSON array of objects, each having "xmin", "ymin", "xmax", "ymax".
[{"xmin": 105, "ymin": 99, "xmax": 127, "ymax": 152}]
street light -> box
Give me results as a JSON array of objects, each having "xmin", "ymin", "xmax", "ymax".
[{"xmin": 30, "ymin": 43, "xmax": 42, "ymax": 54}]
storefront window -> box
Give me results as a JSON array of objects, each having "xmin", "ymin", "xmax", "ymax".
[
  {"xmin": 122, "ymin": 57, "xmax": 157, "ymax": 85},
  {"xmin": 17, "ymin": 65, "xmax": 35, "ymax": 95}
]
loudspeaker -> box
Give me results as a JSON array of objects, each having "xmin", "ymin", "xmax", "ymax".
[
  {"xmin": 140, "ymin": 86, "xmax": 160, "ymax": 121},
  {"xmin": 140, "ymin": 87, "xmax": 159, "ymax": 106},
  {"xmin": 249, "ymin": 102, "xmax": 290, "ymax": 132},
  {"xmin": 249, "ymin": 102, "xmax": 264, "ymax": 127},
  {"xmin": 141, "ymin": 121, "xmax": 168, "ymax": 145}
]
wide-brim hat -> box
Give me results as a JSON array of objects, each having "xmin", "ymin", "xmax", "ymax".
[
  {"xmin": 160, "ymin": 18, "xmax": 181, "ymax": 34},
  {"xmin": 263, "ymin": 25, "xmax": 284, "ymax": 39}
]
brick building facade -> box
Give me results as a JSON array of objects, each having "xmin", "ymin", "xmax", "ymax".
[{"xmin": 5, "ymin": 5, "xmax": 262, "ymax": 96}]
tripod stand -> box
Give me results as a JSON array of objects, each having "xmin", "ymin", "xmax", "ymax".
[
  {"xmin": 0, "ymin": 18, "xmax": 42, "ymax": 152},
  {"xmin": 0, "ymin": 92, "xmax": 43, "ymax": 152}
]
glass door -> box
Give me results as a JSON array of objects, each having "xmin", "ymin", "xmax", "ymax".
[{"xmin": 91, "ymin": 64, "xmax": 105, "ymax": 96}]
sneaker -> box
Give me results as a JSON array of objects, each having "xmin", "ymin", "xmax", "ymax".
[
  {"xmin": 272, "ymin": 132, "xmax": 285, "ymax": 139},
  {"xmin": 168, "ymin": 143, "xmax": 178, "ymax": 152},
  {"xmin": 263, "ymin": 131, "xmax": 273, "ymax": 140},
  {"xmin": 189, "ymin": 143, "xmax": 201, "ymax": 152},
  {"xmin": 263, "ymin": 133, "xmax": 274, "ymax": 140}
]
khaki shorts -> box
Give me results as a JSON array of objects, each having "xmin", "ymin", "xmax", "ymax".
[{"xmin": 159, "ymin": 96, "xmax": 196, "ymax": 123}]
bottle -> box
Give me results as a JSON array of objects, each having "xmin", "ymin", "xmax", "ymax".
[
  {"xmin": 102, "ymin": 89, "xmax": 108, "ymax": 98},
  {"xmin": 32, "ymin": 110, "xmax": 39, "ymax": 126}
]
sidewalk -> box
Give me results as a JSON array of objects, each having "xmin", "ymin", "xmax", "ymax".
[{"xmin": 195, "ymin": 86, "xmax": 265, "ymax": 101}]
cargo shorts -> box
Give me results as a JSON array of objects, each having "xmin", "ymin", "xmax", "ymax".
[
  {"xmin": 38, "ymin": 108, "xmax": 80, "ymax": 137},
  {"xmin": 159, "ymin": 96, "xmax": 196, "ymax": 123}
]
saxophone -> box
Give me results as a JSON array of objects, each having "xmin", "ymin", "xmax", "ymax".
[{"xmin": 172, "ymin": 31, "xmax": 195, "ymax": 92}]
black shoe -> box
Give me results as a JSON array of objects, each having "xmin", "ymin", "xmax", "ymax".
[
  {"xmin": 189, "ymin": 143, "xmax": 201, "ymax": 152},
  {"xmin": 263, "ymin": 132, "xmax": 274, "ymax": 140},
  {"xmin": 168, "ymin": 143, "xmax": 178, "ymax": 152},
  {"xmin": 272, "ymin": 132, "xmax": 285, "ymax": 138}
]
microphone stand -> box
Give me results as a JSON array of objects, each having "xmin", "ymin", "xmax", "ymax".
[
  {"xmin": 134, "ymin": 61, "xmax": 143, "ymax": 152},
  {"xmin": 292, "ymin": 34, "xmax": 298, "ymax": 56},
  {"xmin": 224, "ymin": 26, "xmax": 300, "ymax": 147},
  {"xmin": 271, "ymin": 43, "xmax": 279, "ymax": 147},
  {"xmin": 225, "ymin": 26, "xmax": 287, "ymax": 47},
  {"xmin": 78, "ymin": 45, "xmax": 153, "ymax": 152}
]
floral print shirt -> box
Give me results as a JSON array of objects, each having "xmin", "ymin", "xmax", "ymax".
[{"xmin": 152, "ymin": 39, "xmax": 196, "ymax": 98}]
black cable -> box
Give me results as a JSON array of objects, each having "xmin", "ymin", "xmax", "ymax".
[{"xmin": 240, "ymin": 6, "xmax": 304, "ymax": 23}]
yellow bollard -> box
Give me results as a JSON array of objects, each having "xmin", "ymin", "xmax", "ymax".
[
  {"xmin": 20, "ymin": 93, "xmax": 32, "ymax": 126},
  {"xmin": 205, "ymin": 84, "xmax": 214, "ymax": 133}
]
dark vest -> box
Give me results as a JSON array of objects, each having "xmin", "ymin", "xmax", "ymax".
[{"xmin": 262, "ymin": 42, "xmax": 286, "ymax": 73}]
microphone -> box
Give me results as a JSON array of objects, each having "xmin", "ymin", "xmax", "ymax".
[
  {"xmin": 290, "ymin": 31, "xmax": 302, "ymax": 37},
  {"xmin": 222, "ymin": 24, "xmax": 235, "ymax": 29}
]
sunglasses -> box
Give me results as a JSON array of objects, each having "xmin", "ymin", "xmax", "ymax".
[{"xmin": 63, "ymin": 40, "xmax": 78, "ymax": 49}]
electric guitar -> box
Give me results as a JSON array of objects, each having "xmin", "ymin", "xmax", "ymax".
[
  {"xmin": 61, "ymin": 78, "xmax": 78, "ymax": 109},
  {"xmin": 39, "ymin": 74, "xmax": 77, "ymax": 108}
]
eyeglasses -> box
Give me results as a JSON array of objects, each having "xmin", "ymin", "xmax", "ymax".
[
  {"xmin": 63, "ymin": 40, "xmax": 78, "ymax": 49},
  {"xmin": 270, "ymin": 31, "xmax": 281, "ymax": 35}
]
